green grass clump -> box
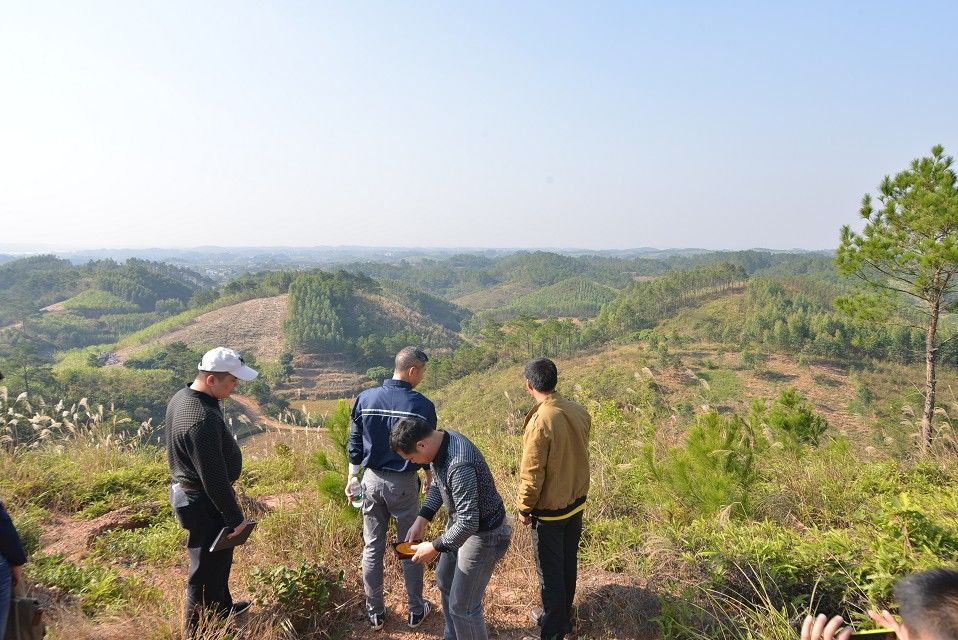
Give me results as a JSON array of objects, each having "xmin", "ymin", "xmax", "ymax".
[
  {"xmin": 1, "ymin": 445, "xmax": 168, "ymax": 514},
  {"xmin": 30, "ymin": 554, "xmax": 161, "ymax": 615},
  {"xmin": 75, "ymin": 463, "xmax": 170, "ymax": 517},
  {"xmin": 241, "ymin": 441, "xmax": 339, "ymax": 497},
  {"xmin": 91, "ymin": 518, "xmax": 183, "ymax": 566},
  {"xmin": 697, "ymin": 369, "xmax": 743, "ymax": 403}
]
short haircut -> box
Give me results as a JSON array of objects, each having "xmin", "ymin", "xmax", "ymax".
[
  {"xmin": 198, "ymin": 370, "xmax": 233, "ymax": 381},
  {"xmin": 895, "ymin": 568, "xmax": 958, "ymax": 639},
  {"xmin": 524, "ymin": 357, "xmax": 558, "ymax": 392},
  {"xmin": 395, "ymin": 346, "xmax": 429, "ymax": 372},
  {"xmin": 390, "ymin": 416, "xmax": 434, "ymax": 454}
]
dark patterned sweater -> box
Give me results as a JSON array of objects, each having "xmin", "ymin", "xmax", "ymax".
[
  {"xmin": 165, "ymin": 386, "xmax": 244, "ymax": 527},
  {"xmin": 419, "ymin": 431, "xmax": 505, "ymax": 552}
]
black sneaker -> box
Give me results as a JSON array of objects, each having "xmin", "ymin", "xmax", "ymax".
[
  {"xmin": 231, "ymin": 601, "xmax": 252, "ymax": 617},
  {"xmin": 369, "ymin": 612, "xmax": 385, "ymax": 631},
  {"xmin": 408, "ymin": 600, "xmax": 432, "ymax": 628},
  {"xmin": 530, "ymin": 607, "xmax": 544, "ymax": 627}
]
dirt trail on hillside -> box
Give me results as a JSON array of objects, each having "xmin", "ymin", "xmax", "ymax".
[
  {"xmin": 111, "ymin": 294, "xmax": 289, "ymax": 363},
  {"xmin": 229, "ymin": 394, "xmax": 320, "ymax": 434}
]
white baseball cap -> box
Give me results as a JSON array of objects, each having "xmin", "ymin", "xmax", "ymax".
[{"xmin": 198, "ymin": 347, "xmax": 258, "ymax": 381}]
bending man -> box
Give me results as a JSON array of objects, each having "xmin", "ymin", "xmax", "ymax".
[{"xmin": 393, "ymin": 416, "xmax": 512, "ymax": 640}]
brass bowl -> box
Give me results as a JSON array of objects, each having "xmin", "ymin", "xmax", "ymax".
[{"xmin": 392, "ymin": 540, "xmax": 420, "ymax": 560}]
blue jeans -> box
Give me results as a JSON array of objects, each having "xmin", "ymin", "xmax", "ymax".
[
  {"xmin": 361, "ymin": 469, "xmax": 425, "ymax": 617},
  {"xmin": 435, "ymin": 520, "xmax": 512, "ymax": 640},
  {"xmin": 0, "ymin": 555, "xmax": 11, "ymax": 640}
]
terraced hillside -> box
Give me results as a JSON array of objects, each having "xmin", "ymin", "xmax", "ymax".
[{"xmin": 273, "ymin": 352, "xmax": 377, "ymax": 400}]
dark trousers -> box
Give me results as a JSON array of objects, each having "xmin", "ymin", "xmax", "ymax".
[
  {"xmin": 532, "ymin": 511, "xmax": 583, "ymax": 640},
  {"xmin": 172, "ymin": 487, "xmax": 234, "ymax": 637}
]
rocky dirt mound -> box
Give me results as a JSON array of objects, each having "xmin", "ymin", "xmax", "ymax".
[
  {"xmin": 41, "ymin": 502, "xmax": 165, "ymax": 561},
  {"xmin": 113, "ymin": 294, "xmax": 289, "ymax": 363}
]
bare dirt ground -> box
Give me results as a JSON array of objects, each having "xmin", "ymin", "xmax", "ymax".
[
  {"xmin": 32, "ymin": 418, "xmax": 661, "ymax": 639},
  {"xmin": 113, "ymin": 295, "xmax": 289, "ymax": 363},
  {"xmin": 650, "ymin": 347, "xmax": 867, "ymax": 438},
  {"xmin": 739, "ymin": 354, "xmax": 867, "ymax": 438},
  {"xmin": 37, "ymin": 502, "xmax": 658, "ymax": 640},
  {"xmin": 40, "ymin": 503, "xmax": 165, "ymax": 562}
]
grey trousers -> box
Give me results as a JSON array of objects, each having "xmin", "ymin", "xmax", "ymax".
[
  {"xmin": 361, "ymin": 468, "xmax": 425, "ymax": 616},
  {"xmin": 435, "ymin": 519, "xmax": 513, "ymax": 640}
]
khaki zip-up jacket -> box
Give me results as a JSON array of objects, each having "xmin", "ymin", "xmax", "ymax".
[{"xmin": 517, "ymin": 392, "xmax": 591, "ymax": 517}]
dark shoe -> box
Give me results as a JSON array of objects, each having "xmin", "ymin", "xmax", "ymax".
[
  {"xmin": 530, "ymin": 607, "xmax": 544, "ymax": 627},
  {"xmin": 408, "ymin": 600, "xmax": 432, "ymax": 628},
  {"xmin": 231, "ymin": 600, "xmax": 252, "ymax": 617},
  {"xmin": 369, "ymin": 612, "xmax": 385, "ymax": 631}
]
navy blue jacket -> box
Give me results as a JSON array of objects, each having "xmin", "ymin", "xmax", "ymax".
[
  {"xmin": 0, "ymin": 499, "xmax": 27, "ymax": 566},
  {"xmin": 348, "ymin": 379, "xmax": 437, "ymax": 473}
]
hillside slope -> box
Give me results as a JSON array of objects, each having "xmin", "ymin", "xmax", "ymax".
[
  {"xmin": 107, "ymin": 290, "xmax": 461, "ymax": 400},
  {"xmin": 113, "ymin": 294, "xmax": 290, "ymax": 363}
]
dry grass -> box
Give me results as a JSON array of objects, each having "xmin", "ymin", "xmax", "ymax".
[{"xmin": 112, "ymin": 294, "xmax": 290, "ymax": 364}]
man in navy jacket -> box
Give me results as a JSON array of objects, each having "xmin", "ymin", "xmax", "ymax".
[
  {"xmin": 347, "ymin": 346, "xmax": 436, "ymax": 631},
  {"xmin": 1, "ymin": 497, "xmax": 28, "ymax": 636}
]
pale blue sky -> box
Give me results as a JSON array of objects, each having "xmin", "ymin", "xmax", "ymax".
[{"xmin": 1, "ymin": 1, "xmax": 956, "ymax": 250}]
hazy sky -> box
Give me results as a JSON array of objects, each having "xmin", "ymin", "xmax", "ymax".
[{"xmin": 2, "ymin": 2, "xmax": 956, "ymax": 251}]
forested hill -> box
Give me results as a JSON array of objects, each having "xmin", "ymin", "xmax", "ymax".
[
  {"xmin": 283, "ymin": 270, "xmax": 463, "ymax": 366},
  {"xmin": 0, "ymin": 256, "xmax": 214, "ymax": 346},
  {"xmin": 340, "ymin": 249, "xmax": 835, "ymax": 302}
]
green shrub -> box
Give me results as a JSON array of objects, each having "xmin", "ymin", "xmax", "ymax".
[
  {"xmin": 761, "ymin": 388, "xmax": 828, "ymax": 447},
  {"xmin": 365, "ymin": 366, "xmax": 392, "ymax": 381},
  {"xmin": 649, "ymin": 411, "xmax": 758, "ymax": 519},
  {"xmin": 740, "ymin": 349, "xmax": 768, "ymax": 371},
  {"xmin": 249, "ymin": 561, "xmax": 343, "ymax": 634}
]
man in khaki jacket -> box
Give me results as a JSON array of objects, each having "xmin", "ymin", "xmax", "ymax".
[{"xmin": 517, "ymin": 358, "xmax": 591, "ymax": 640}]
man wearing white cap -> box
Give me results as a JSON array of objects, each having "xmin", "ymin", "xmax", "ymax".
[{"xmin": 166, "ymin": 347, "xmax": 258, "ymax": 637}]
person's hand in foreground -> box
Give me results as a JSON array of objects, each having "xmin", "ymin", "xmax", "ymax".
[
  {"xmin": 405, "ymin": 516, "xmax": 428, "ymax": 543},
  {"xmin": 410, "ymin": 541, "xmax": 439, "ymax": 564},
  {"xmin": 518, "ymin": 513, "xmax": 532, "ymax": 526},
  {"xmin": 867, "ymin": 610, "xmax": 903, "ymax": 638},
  {"xmin": 801, "ymin": 614, "xmax": 852, "ymax": 640},
  {"xmin": 226, "ymin": 520, "xmax": 251, "ymax": 540},
  {"xmin": 11, "ymin": 564, "xmax": 22, "ymax": 587}
]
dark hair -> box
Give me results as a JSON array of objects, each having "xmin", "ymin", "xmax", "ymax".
[
  {"xmin": 524, "ymin": 357, "xmax": 558, "ymax": 392},
  {"xmin": 390, "ymin": 416, "xmax": 434, "ymax": 454},
  {"xmin": 395, "ymin": 346, "xmax": 429, "ymax": 372},
  {"xmin": 198, "ymin": 370, "xmax": 233, "ymax": 381},
  {"xmin": 895, "ymin": 568, "xmax": 958, "ymax": 639}
]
